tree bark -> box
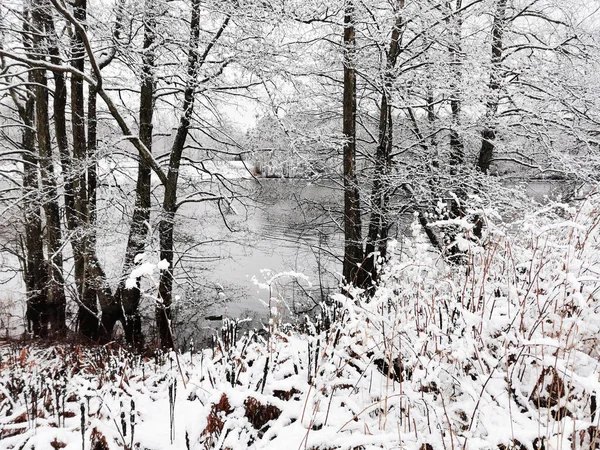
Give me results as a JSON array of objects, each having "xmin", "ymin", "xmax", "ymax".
[
  {"xmin": 22, "ymin": 100, "xmax": 48, "ymax": 337},
  {"xmin": 155, "ymin": 4, "xmax": 230, "ymax": 348},
  {"xmin": 18, "ymin": 62, "xmax": 48, "ymax": 336},
  {"xmin": 362, "ymin": 0, "xmax": 404, "ymax": 289},
  {"xmin": 87, "ymin": 89, "xmax": 98, "ymax": 246},
  {"xmin": 342, "ymin": 0, "xmax": 366, "ymax": 288},
  {"xmin": 69, "ymin": 0, "xmax": 100, "ymax": 340},
  {"xmin": 157, "ymin": 0, "xmax": 205, "ymax": 348},
  {"xmin": 10, "ymin": 8, "xmax": 48, "ymax": 337},
  {"xmin": 30, "ymin": 0, "xmax": 67, "ymax": 335},
  {"xmin": 448, "ymin": 0, "xmax": 464, "ymax": 169},
  {"xmin": 113, "ymin": 0, "xmax": 156, "ymax": 348},
  {"xmin": 46, "ymin": 13, "xmax": 76, "ymax": 235},
  {"xmin": 478, "ymin": 0, "xmax": 507, "ymax": 173}
]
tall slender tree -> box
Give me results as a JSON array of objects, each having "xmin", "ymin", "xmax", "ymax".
[
  {"xmin": 108, "ymin": 0, "xmax": 156, "ymax": 348},
  {"xmin": 342, "ymin": 0, "xmax": 366, "ymax": 287},
  {"xmin": 447, "ymin": 0, "xmax": 464, "ymax": 168},
  {"xmin": 31, "ymin": 0, "xmax": 67, "ymax": 334},
  {"xmin": 6, "ymin": 15, "xmax": 48, "ymax": 335},
  {"xmin": 478, "ymin": 0, "xmax": 507, "ymax": 173},
  {"xmin": 157, "ymin": 0, "xmax": 232, "ymax": 348},
  {"xmin": 362, "ymin": 0, "xmax": 405, "ymax": 287}
]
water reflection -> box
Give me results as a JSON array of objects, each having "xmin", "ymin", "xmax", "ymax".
[
  {"xmin": 170, "ymin": 177, "xmax": 589, "ymax": 347},
  {"xmin": 169, "ymin": 179, "xmax": 344, "ymax": 346}
]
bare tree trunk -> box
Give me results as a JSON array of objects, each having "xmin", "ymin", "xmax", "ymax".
[
  {"xmin": 30, "ymin": 0, "xmax": 67, "ymax": 335},
  {"xmin": 448, "ymin": 0, "xmax": 464, "ymax": 169},
  {"xmin": 157, "ymin": 0, "xmax": 204, "ymax": 348},
  {"xmin": 22, "ymin": 101, "xmax": 48, "ymax": 337},
  {"xmin": 9, "ymin": 9, "xmax": 48, "ymax": 337},
  {"xmin": 114, "ymin": 0, "xmax": 155, "ymax": 348},
  {"xmin": 446, "ymin": 0, "xmax": 469, "ymax": 242},
  {"xmin": 87, "ymin": 90, "xmax": 97, "ymax": 246},
  {"xmin": 362, "ymin": 0, "xmax": 404, "ymax": 288},
  {"xmin": 342, "ymin": 0, "xmax": 366, "ymax": 288},
  {"xmin": 478, "ymin": 0, "xmax": 507, "ymax": 173},
  {"xmin": 69, "ymin": 0, "xmax": 99, "ymax": 340},
  {"xmin": 426, "ymin": 83, "xmax": 438, "ymax": 150},
  {"xmin": 20, "ymin": 77, "xmax": 48, "ymax": 336},
  {"xmin": 40, "ymin": 0, "xmax": 166, "ymax": 344},
  {"xmin": 46, "ymin": 15, "xmax": 76, "ymax": 236}
]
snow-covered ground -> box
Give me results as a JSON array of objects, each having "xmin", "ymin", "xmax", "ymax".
[{"xmin": 1, "ymin": 195, "xmax": 600, "ymax": 449}]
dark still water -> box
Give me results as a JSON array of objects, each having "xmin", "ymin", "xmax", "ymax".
[
  {"xmin": 167, "ymin": 177, "xmax": 587, "ymax": 346},
  {"xmin": 169, "ymin": 179, "xmax": 346, "ymax": 345},
  {"xmin": 200, "ymin": 179, "xmax": 343, "ymax": 312}
]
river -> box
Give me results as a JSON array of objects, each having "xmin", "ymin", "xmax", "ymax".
[
  {"xmin": 168, "ymin": 177, "xmax": 589, "ymax": 347},
  {"xmin": 169, "ymin": 179, "xmax": 346, "ymax": 346},
  {"xmin": 0, "ymin": 176, "xmax": 585, "ymax": 345}
]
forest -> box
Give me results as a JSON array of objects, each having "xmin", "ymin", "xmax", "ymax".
[{"xmin": 1, "ymin": 0, "xmax": 600, "ymax": 449}]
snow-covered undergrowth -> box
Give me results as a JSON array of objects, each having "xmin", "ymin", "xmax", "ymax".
[{"xmin": 2, "ymin": 195, "xmax": 600, "ymax": 450}]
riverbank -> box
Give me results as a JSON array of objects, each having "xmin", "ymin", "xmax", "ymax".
[{"xmin": 2, "ymin": 194, "xmax": 599, "ymax": 449}]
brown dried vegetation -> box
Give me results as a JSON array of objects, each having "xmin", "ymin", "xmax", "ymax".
[
  {"xmin": 530, "ymin": 366, "xmax": 566, "ymax": 408},
  {"xmin": 90, "ymin": 427, "xmax": 110, "ymax": 450},
  {"xmin": 244, "ymin": 397, "xmax": 281, "ymax": 430},
  {"xmin": 200, "ymin": 393, "xmax": 233, "ymax": 448},
  {"xmin": 50, "ymin": 438, "xmax": 67, "ymax": 449},
  {"xmin": 272, "ymin": 387, "xmax": 301, "ymax": 401}
]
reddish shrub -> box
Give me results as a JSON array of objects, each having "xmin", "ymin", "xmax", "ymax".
[
  {"xmin": 244, "ymin": 397, "xmax": 281, "ymax": 430},
  {"xmin": 200, "ymin": 394, "xmax": 233, "ymax": 449},
  {"xmin": 50, "ymin": 438, "xmax": 67, "ymax": 449},
  {"xmin": 90, "ymin": 427, "xmax": 110, "ymax": 450}
]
